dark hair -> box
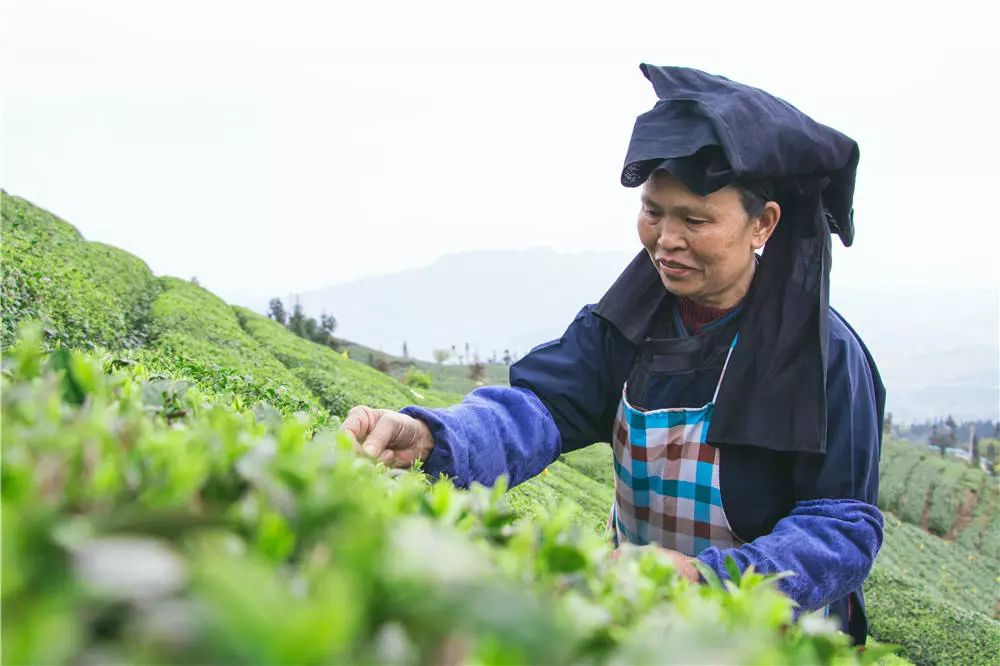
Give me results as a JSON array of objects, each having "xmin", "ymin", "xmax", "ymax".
[{"xmin": 737, "ymin": 181, "xmax": 772, "ymax": 219}]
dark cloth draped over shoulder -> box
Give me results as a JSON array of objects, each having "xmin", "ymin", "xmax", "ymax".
[{"xmin": 598, "ymin": 64, "xmax": 878, "ymax": 454}]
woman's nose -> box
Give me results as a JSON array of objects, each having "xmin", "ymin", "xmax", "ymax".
[{"xmin": 657, "ymin": 220, "xmax": 687, "ymax": 251}]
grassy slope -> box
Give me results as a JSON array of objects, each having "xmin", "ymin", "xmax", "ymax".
[
  {"xmin": 879, "ymin": 438, "xmax": 999, "ymax": 563},
  {"xmin": 864, "ymin": 569, "xmax": 999, "ymax": 666},
  {"xmin": 1, "ymin": 192, "xmax": 161, "ymax": 351},
  {"xmin": 137, "ymin": 277, "xmax": 325, "ymax": 418},
  {"xmin": 235, "ymin": 307, "xmax": 461, "ymax": 416},
  {"xmin": 877, "ymin": 515, "xmax": 996, "ymax": 618},
  {"xmin": 0, "ymin": 192, "xmax": 456, "ymax": 423},
  {"xmin": 338, "ymin": 339, "xmax": 509, "ymax": 394}
]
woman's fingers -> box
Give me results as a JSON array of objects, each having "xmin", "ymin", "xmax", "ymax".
[
  {"xmin": 358, "ymin": 412, "xmax": 401, "ymax": 459},
  {"xmin": 340, "ymin": 405, "xmax": 376, "ymax": 454},
  {"xmin": 341, "ymin": 405, "xmax": 374, "ymax": 439},
  {"xmin": 339, "ymin": 405, "xmax": 433, "ymax": 468}
]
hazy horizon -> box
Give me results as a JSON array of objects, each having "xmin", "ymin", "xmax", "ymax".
[
  {"xmin": 4, "ymin": 1, "xmax": 997, "ymax": 424},
  {"xmin": 5, "ymin": 1, "xmax": 999, "ymax": 308}
]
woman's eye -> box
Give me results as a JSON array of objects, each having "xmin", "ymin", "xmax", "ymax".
[
  {"xmin": 686, "ymin": 217, "xmax": 708, "ymax": 225},
  {"xmin": 643, "ymin": 207, "xmax": 662, "ymax": 218}
]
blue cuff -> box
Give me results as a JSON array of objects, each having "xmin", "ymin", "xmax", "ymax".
[
  {"xmin": 399, "ymin": 385, "xmax": 562, "ymax": 489},
  {"xmin": 399, "ymin": 404, "xmax": 456, "ymax": 479},
  {"xmin": 696, "ymin": 498, "xmax": 883, "ymax": 612}
]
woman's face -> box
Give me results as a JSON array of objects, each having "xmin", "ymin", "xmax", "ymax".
[{"xmin": 637, "ymin": 171, "xmax": 780, "ymax": 309}]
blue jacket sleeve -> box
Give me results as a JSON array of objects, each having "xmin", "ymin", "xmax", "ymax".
[
  {"xmin": 399, "ymin": 386, "xmax": 561, "ymax": 489},
  {"xmin": 509, "ymin": 305, "xmax": 628, "ymax": 454},
  {"xmin": 696, "ymin": 310, "xmax": 885, "ymax": 612},
  {"xmin": 400, "ymin": 305, "xmax": 624, "ymax": 488}
]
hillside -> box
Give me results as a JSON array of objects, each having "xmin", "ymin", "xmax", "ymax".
[
  {"xmin": 3, "ymin": 190, "xmax": 998, "ymax": 664},
  {"xmin": 0, "ymin": 191, "xmax": 461, "ymax": 420},
  {"xmin": 336, "ymin": 339, "xmax": 510, "ymax": 395}
]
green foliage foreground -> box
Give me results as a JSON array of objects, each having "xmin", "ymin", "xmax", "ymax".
[{"xmin": 1, "ymin": 327, "xmax": 893, "ymax": 666}]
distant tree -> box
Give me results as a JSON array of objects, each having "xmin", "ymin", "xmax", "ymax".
[
  {"xmin": 502, "ymin": 349, "xmax": 512, "ymax": 366},
  {"xmin": 402, "ymin": 341, "xmax": 409, "ymax": 359},
  {"xmin": 464, "ymin": 342, "xmax": 470, "ymax": 365},
  {"xmin": 883, "ymin": 412, "xmax": 893, "ymax": 438},
  {"xmin": 268, "ymin": 298, "xmax": 288, "ymax": 325},
  {"xmin": 986, "ymin": 442, "xmax": 998, "ymax": 476},
  {"xmin": 190, "ymin": 276, "xmax": 201, "ymax": 286},
  {"xmin": 433, "ymin": 349, "xmax": 451, "ymax": 365},
  {"xmin": 288, "ymin": 301, "xmax": 307, "ymax": 337},
  {"xmin": 930, "ymin": 424, "xmax": 949, "ymax": 457},
  {"xmin": 302, "ymin": 316, "xmax": 319, "ymax": 342},
  {"xmin": 320, "ymin": 312, "xmax": 337, "ymax": 336},
  {"xmin": 945, "ymin": 414, "xmax": 958, "ymax": 446},
  {"xmin": 971, "ymin": 434, "xmax": 980, "ymax": 467}
]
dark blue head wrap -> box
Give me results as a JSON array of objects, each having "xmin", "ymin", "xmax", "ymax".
[
  {"xmin": 621, "ymin": 64, "xmax": 859, "ymax": 245},
  {"xmin": 599, "ymin": 64, "xmax": 865, "ymax": 454}
]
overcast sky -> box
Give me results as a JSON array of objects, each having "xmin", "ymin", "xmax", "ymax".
[{"xmin": 3, "ymin": 0, "xmax": 999, "ymax": 311}]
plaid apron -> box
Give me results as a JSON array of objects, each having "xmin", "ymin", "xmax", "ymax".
[
  {"xmin": 609, "ymin": 326, "xmax": 743, "ymax": 556},
  {"xmin": 607, "ymin": 305, "xmax": 833, "ymax": 619}
]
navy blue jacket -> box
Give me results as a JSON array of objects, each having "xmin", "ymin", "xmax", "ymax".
[{"xmin": 401, "ymin": 296, "xmax": 884, "ymax": 645}]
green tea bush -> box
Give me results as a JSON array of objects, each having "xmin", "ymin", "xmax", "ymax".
[
  {"xmin": 864, "ymin": 568, "xmax": 1000, "ymax": 666},
  {"xmin": 877, "ymin": 440, "xmax": 924, "ymax": 514},
  {"xmin": 137, "ymin": 278, "xmax": 324, "ymax": 421},
  {"xmin": 234, "ymin": 307, "xmax": 459, "ymax": 415},
  {"xmin": 1, "ymin": 192, "xmax": 161, "ymax": 351},
  {"xmin": 506, "ymin": 458, "xmax": 615, "ymax": 535},
  {"xmin": 955, "ymin": 475, "xmax": 995, "ymax": 551},
  {"xmin": 897, "ymin": 457, "xmax": 942, "ymax": 527},
  {"xmin": 1, "ymin": 331, "xmax": 887, "ymax": 666},
  {"xmin": 559, "ymin": 443, "xmax": 617, "ymax": 488},
  {"xmin": 880, "ymin": 439, "xmax": 998, "ymax": 562},
  {"xmin": 874, "ymin": 515, "xmax": 997, "ymax": 618},
  {"xmin": 927, "ymin": 465, "xmax": 974, "ymax": 536},
  {"xmin": 925, "ymin": 464, "xmax": 976, "ymax": 537},
  {"xmin": 402, "ymin": 366, "xmax": 432, "ymax": 390},
  {"xmin": 978, "ymin": 501, "xmax": 1000, "ymax": 563}
]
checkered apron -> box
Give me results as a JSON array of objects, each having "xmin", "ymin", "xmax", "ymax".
[{"xmin": 609, "ymin": 333, "xmax": 743, "ymax": 556}]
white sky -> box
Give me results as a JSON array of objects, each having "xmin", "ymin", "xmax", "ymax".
[{"xmin": 3, "ymin": 0, "xmax": 999, "ymax": 309}]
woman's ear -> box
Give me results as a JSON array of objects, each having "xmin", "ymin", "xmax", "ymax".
[{"xmin": 751, "ymin": 201, "xmax": 781, "ymax": 250}]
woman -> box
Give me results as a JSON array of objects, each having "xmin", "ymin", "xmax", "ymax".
[{"xmin": 341, "ymin": 65, "xmax": 886, "ymax": 646}]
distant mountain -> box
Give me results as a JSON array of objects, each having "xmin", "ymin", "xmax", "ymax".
[
  {"xmin": 831, "ymin": 285, "xmax": 998, "ymax": 424},
  {"xmin": 256, "ymin": 248, "xmax": 998, "ymax": 424},
  {"xmin": 292, "ymin": 247, "xmax": 637, "ymax": 363}
]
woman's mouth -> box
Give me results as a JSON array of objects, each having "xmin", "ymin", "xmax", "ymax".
[{"xmin": 657, "ymin": 259, "xmax": 697, "ymax": 278}]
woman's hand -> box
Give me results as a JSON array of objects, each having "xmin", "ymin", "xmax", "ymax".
[
  {"xmin": 612, "ymin": 545, "xmax": 702, "ymax": 583},
  {"xmin": 339, "ymin": 405, "xmax": 435, "ymax": 468}
]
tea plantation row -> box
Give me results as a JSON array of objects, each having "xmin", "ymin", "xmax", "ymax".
[{"xmin": 878, "ymin": 437, "xmax": 998, "ymax": 558}]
